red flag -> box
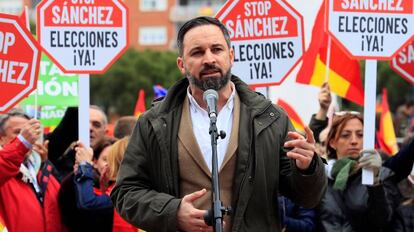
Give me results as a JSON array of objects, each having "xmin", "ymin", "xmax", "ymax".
[
  {"xmin": 277, "ymin": 98, "xmax": 305, "ymax": 133},
  {"xmin": 296, "ymin": 1, "xmax": 363, "ymax": 106},
  {"xmin": 0, "ymin": 215, "xmax": 6, "ymax": 232},
  {"xmin": 377, "ymin": 89, "xmax": 398, "ymax": 155},
  {"xmin": 19, "ymin": 6, "xmax": 30, "ymax": 30},
  {"xmin": 134, "ymin": 89, "xmax": 146, "ymax": 118}
]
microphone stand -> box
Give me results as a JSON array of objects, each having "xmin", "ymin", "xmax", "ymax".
[{"xmin": 204, "ymin": 113, "xmax": 230, "ymax": 232}]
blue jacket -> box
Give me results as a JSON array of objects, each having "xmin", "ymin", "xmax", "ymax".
[
  {"xmin": 279, "ymin": 196, "xmax": 316, "ymax": 232},
  {"xmin": 74, "ymin": 163, "xmax": 112, "ymax": 209}
]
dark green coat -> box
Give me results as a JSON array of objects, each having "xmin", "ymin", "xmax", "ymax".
[{"xmin": 111, "ymin": 76, "xmax": 327, "ymax": 232}]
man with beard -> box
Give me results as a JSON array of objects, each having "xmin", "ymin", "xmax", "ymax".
[{"xmin": 111, "ymin": 17, "xmax": 327, "ymax": 232}]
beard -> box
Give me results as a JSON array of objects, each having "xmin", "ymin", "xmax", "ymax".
[{"xmin": 186, "ymin": 63, "xmax": 231, "ymax": 91}]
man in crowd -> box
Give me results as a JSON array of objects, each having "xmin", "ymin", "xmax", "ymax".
[
  {"xmin": 111, "ymin": 16, "xmax": 327, "ymax": 232},
  {"xmin": 0, "ymin": 109, "xmax": 65, "ymax": 232},
  {"xmin": 113, "ymin": 116, "xmax": 137, "ymax": 139},
  {"xmin": 90, "ymin": 105, "xmax": 109, "ymax": 151}
]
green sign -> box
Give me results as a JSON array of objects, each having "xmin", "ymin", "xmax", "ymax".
[
  {"xmin": 40, "ymin": 105, "xmax": 67, "ymax": 128},
  {"xmin": 21, "ymin": 53, "xmax": 79, "ymax": 106}
]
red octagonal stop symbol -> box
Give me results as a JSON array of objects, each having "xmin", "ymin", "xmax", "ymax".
[
  {"xmin": 0, "ymin": 13, "xmax": 40, "ymax": 113},
  {"xmin": 216, "ymin": 0, "xmax": 304, "ymax": 87},
  {"xmin": 37, "ymin": 0, "xmax": 129, "ymax": 74},
  {"xmin": 391, "ymin": 38, "xmax": 414, "ymax": 85}
]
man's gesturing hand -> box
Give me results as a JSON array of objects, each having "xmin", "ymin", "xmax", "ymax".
[
  {"xmin": 284, "ymin": 126, "xmax": 316, "ymax": 171},
  {"xmin": 177, "ymin": 189, "xmax": 213, "ymax": 232},
  {"xmin": 20, "ymin": 119, "xmax": 41, "ymax": 144}
]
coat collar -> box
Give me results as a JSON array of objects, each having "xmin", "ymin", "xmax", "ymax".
[{"xmin": 153, "ymin": 75, "xmax": 274, "ymax": 118}]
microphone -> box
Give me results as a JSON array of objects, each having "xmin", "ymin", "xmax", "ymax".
[{"xmin": 203, "ymin": 89, "xmax": 218, "ymax": 119}]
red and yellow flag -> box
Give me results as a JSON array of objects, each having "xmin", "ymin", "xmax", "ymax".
[
  {"xmin": 277, "ymin": 98, "xmax": 305, "ymax": 133},
  {"xmin": 134, "ymin": 89, "xmax": 146, "ymax": 118},
  {"xmin": 377, "ymin": 88, "xmax": 398, "ymax": 155},
  {"xmin": 296, "ymin": 0, "xmax": 363, "ymax": 106},
  {"xmin": 0, "ymin": 216, "xmax": 7, "ymax": 232}
]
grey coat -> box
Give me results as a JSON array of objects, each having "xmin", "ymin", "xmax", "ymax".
[{"xmin": 110, "ymin": 76, "xmax": 327, "ymax": 232}]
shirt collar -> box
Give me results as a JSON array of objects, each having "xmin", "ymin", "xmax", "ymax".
[{"xmin": 187, "ymin": 82, "xmax": 236, "ymax": 114}]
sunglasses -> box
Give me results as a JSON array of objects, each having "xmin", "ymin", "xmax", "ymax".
[{"xmin": 333, "ymin": 111, "xmax": 361, "ymax": 116}]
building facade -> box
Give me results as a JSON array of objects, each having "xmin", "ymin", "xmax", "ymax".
[
  {"xmin": 0, "ymin": 0, "xmax": 31, "ymax": 15},
  {"xmin": 129, "ymin": 0, "xmax": 226, "ymax": 51}
]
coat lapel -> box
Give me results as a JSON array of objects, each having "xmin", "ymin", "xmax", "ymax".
[
  {"xmin": 220, "ymin": 93, "xmax": 240, "ymax": 172},
  {"xmin": 178, "ymin": 97, "xmax": 211, "ymax": 177}
]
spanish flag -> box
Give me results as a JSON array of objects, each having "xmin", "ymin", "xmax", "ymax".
[
  {"xmin": 277, "ymin": 98, "xmax": 305, "ymax": 133},
  {"xmin": 377, "ymin": 89, "xmax": 399, "ymax": 155},
  {"xmin": 19, "ymin": 7, "xmax": 28, "ymax": 27},
  {"xmin": 296, "ymin": 0, "xmax": 364, "ymax": 106},
  {"xmin": 134, "ymin": 89, "xmax": 146, "ymax": 118},
  {"xmin": 0, "ymin": 216, "xmax": 6, "ymax": 232}
]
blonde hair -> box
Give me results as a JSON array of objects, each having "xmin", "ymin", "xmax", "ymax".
[{"xmin": 107, "ymin": 136, "xmax": 130, "ymax": 181}]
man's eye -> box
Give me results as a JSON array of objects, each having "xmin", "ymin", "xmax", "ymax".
[
  {"xmin": 93, "ymin": 122, "xmax": 102, "ymax": 128},
  {"xmin": 212, "ymin": 48, "xmax": 223, "ymax": 53},
  {"xmin": 191, "ymin": 51, "xmax": 202, "ymax": 56}
]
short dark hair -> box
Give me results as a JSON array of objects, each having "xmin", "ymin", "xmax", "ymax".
[
  {"xmin": 177, "ymin": 16, "xmax": 231, "ymax": 56},
  {"xmin": 114, "ymin": 116, "xmax": 137, "ymax": 139},
  {"xmin": 406, "ymin": 99, "xmax": 414, "ymax": 108},
  {"xmin": 93, "ymin": 137, "xmax": 116, "ymax": 160},
  {"xmin": 0, "ymin": 109, "xmax": 30, "ymax": 136}
]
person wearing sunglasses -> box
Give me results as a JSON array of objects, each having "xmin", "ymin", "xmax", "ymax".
[{"xmin": 317, "ymin": 112, "xmax": 401, "ymax": 232}]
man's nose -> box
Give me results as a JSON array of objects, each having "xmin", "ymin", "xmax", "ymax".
[{"xmin": 203, "ymin": 49, "xmax": 216, "ymax": 65}]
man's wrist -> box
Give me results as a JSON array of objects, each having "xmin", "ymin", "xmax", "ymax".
[
  {"xmin": 17, "ymin": 134, "xmax": 32, "ymax": 149},
  {"xmin": 315, "ymin": 110, "xmax": 328, "ymax": 120},
  {"xmin": 79, "ymin": 160, "xmax": 93, "ymax": 166},
  {"xmin": 298, "ymin": 155, "xmax": 317, "ymax": 175}
]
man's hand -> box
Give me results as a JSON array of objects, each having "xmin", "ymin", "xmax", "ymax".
[
  {"xmin": 359, "ymin": 149, "xmax": 382, "ymax": 184},
  {"xmin": 285, "ymin": 126, "xmax": 316, "ymax": 171},
  {"xmin": 319, "ymin": 82, "xmax": 332, "ymax": 111},
  {"xmin": 177, "ymin": 189, "xmax": 213, "ymax": 232},
  {"xmin": 20, "ymin": 119, "xmax": 41, "ymax": 144},
  {"xmin": 316, "ymin": 82, "xmax": 332, "ymax": 120},
  {"xmin": 74, "ymin": 141, "xmax": 93, "ymax": 165},
  {"xmin": 33, "ymin": 140, "xmax": 49, "ymax": 162}
]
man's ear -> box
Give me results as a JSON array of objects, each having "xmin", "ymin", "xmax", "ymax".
[
  {"xmin": 177, "ymin": 57, "xmax": 185, "ymax": 75},
  {"xmin": 229, "ymin": 47, "xmax": 235, "ymax": 66},
  {"xmin": 0, "ymin": 135, "xmax": 8, "ymax": 146}
]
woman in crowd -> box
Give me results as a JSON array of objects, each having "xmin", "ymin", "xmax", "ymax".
[
  {"xmin": 317, "ymin": 112, "xmax": 400, "ymax": 232},
  {"xmin": 107, "ymin": 137, "xmax": 138, "ymax": 231},
  {"xmin": 59, "ymin": 139, "xmax": 115, "ymax": 232},
  {"xmin": 73, "ymin": 137, "xmax": 137, "ymax": 232}
]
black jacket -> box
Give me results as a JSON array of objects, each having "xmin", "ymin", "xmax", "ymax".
[
  {"xmin": 318, "ymin": 167, "xmax": 400, "ymax": 232},
  {"xmin": 111, "ymin": 76, "xmax": 327, "ymax": 232}
]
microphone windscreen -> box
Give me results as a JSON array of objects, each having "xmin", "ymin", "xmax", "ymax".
[{"xmin": 203, "ymin": 89, "xmax": 218, "ymax": 102}]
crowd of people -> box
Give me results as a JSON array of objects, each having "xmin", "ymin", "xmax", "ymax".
[
  {"xmin": 1, "ymin": 16, "xmax": 414, "ymax": 232},
  {"xmin": 0, "ymin": 106, "xmax": 139, "ymax": 232}
]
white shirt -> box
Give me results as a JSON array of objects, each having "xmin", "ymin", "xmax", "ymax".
[{"xmin": 187, "ymin": 83, "xmax": 235, "ymax": 172}]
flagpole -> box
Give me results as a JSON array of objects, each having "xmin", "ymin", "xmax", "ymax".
[
  {"xmin": 325, "ymin": 35, "xmax": 332, "ymax": 83},
  {"xmin": 22, "ymin": 6, "xmax": 38, "ymax": 119}
]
